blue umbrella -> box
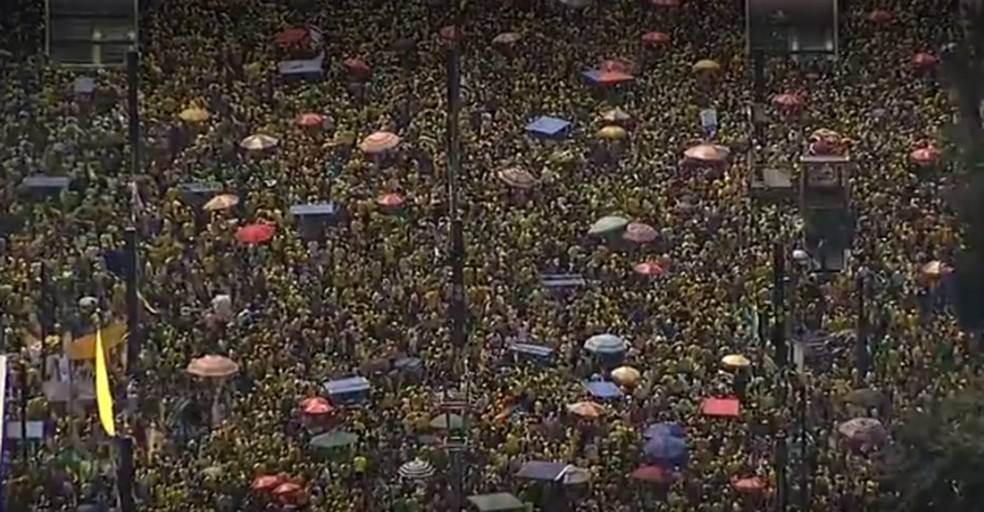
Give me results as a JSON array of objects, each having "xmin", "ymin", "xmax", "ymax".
[
  {"xmin": 642, "ymin": 435, "xmax": 687, "ymax": 468},
  {"xmin": 643, "ymin": 422, "xmax": 686, "ymax": 440}
]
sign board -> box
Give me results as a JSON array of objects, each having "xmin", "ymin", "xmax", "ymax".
[{"xmin": 700, "ymin": 109, "xmax": 718, "ymax": 139}]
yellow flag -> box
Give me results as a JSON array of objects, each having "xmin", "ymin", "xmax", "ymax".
[{"xmin": 94, "ymin": 327, "xmax": 116, "ymax": 437}]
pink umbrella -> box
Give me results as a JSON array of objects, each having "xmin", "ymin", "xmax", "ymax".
[
  {"xmin": 641, "ymin": 31, "xmax": 670, "ymax": 46},
  {"xmin": 633, "ymin": 262, "xmax": 664, "ymax": 277},
  {"xmin": 684, "ymin": 143, "xmax": 730, "ymax": 162},
  {"xmin": 187, "ymin": 355, "xmax": 240, "ymax": 378},
  {"xmin": 867, "ymin": 9, "xmax": 893, "ymax": 23},
  {"xmin": 910, "ymin": 146, "xmax": 940, "ymax": 166},
  {"xmin": 360, "ymin": 131, "xmax": 401, "ymax": 154},
  {"xmin": 911, "ymin": 52, "xmax": 938, "ymax": 71},
  {"xmin": 301, "ymin": 397, "xmax": 334, "ymax": 416},
  {"xmin": 272, "ymin": 482, "xmax": 304, "ymax": 503},
  {"xmin": 252, "ymin": 474, "xmax": 285, "ymax": 491},
  {"xmin": 236, "ymin": 223, "xmax": 276, "ymax": 245},
  {"xmin": 376, "ymin": 192, "xmax": 406, "ymax": 210},
  {"xmin": 295, "ymin": 113, "xmax": 324, "ymax": 128},
  {"xmin": 732, "ymin": 477, "xmax": 766, "ymax": 494},
  {"xmin": 771, "ymin": 93, "xmax": 803, "ymax": 109},
  {"xmin": 623, "ymin": 222, "xmax": 658, "ymax": 243}
]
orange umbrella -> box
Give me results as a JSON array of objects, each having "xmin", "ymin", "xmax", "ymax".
[
  {"xmin": 566, "ymin": 401, "xmax": 605, "ymax": 419},
  {"xmin": 641, "ymin": 31, "xmax": 670, "ymax": 45},
  {"xmin": 343, "ymin": 58, "xmax": 371, "ymax": 75},
  {"xmin": 203, "ymin": 194, "xmax": 239, "ymax": 212},
  {"xmin": 252, "ymin": 474, "xmax": 284, "ymax": 491},
  {"xmin": 911, "ymin": 52, "xmax": 938, "ymax": 70},
  {"xmin": 771, "ymin": 93, "xmax": 803, "ymax": 109},
  {"xmin": 301, "ymin": 397, "xmax": 334, "ymax": 415},
  {"xmin": 360, "ymin": 131, "xmax": 401, "ymax": 153},
  {"xmin": 634, "ymin": 262, "xmax": 664, "ymax": 277},
  {"xmin": 623, "ymin": 222, "xmax": 658, "ymax": 243},
  {"xmin": 376, "ymin": 193, "xmax": 406, "ymax": 209},
  {"xmin": 187, "ymin": 355, "xmax": 240, "ymax": 378},
  {"xmin": 867, "ymin": 9, "xmax": 893, "ymax": 23},
  {"xmin": 497, "ymin": 167, "xmax": 537, "ymax": 189},
  {"xmin": 275, "ymin": 27, "xmax": 309, "ymax": 47},
  {"xmin": 910, "ymin": 146, "xmax": 940, "ymax": 166},
  {"xmin": 296, "ymin": 113, "xmax": 324, "ymax": 128},
  {"xmin": 684, "ymin": 143, "xmax": 730, "ymax": 162},
  {"xmin": 440, "ymin": 25, "xmax": 464, "ymax": 41}
]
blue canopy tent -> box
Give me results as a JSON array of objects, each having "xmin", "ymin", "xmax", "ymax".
[
  {"xmin": 290, "ymin": 202, "xmax": 341, "ymax": 239},
  {"xmin": 643, "ymin": 422, "xmax": 686, "ymax": 440},
  {"xmin": 509, "ymin": 343, "xmax": 553, "ymax": 363},
  {"xmin": 525, "ymin": 116, "xmax": 571, "ymax": 139},
  {"xmin": 583, "ymin": 381, "xmax": 623, "ymax": 400},
  {"xmin": 516, "ymin": 461, "xmax": 574, "ymax": 481},
  {"xmin": 279, "ymin": 54, "xmax": 325, "ymax": 80},
  {"xmin": 641, "ymin": 434, "xmax": 688, "ymax": 469},
  {"xmin": 323, "ymin": 376, "xmax": 371, "ymax": 404}
]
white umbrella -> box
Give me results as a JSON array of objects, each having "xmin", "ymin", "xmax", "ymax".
[
  {"xmin": 398, "ymin": 459, "xmax": 436, "ymax": 480},
  {"xmin": 583, "ymin": 334, "xmax": 628, "ymax": 354},
  {"xmin": 240, "ymin": 134, "xmax": 279, "ymax": 151}
]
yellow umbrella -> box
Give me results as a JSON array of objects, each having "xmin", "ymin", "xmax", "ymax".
[
  {"xmin": 721, "ymin": 354, "xmax": 751, "ymax": 369},
  {"xmin": 178, "ymin": 107, "xmax": 210, "ymax": 123},
  {"xmin": 692, "ymin": 59, "xmax": 720, "ymax": 72},
  {"xmin": 610, "ymin": 366, "xmax": 641, "ymax": 387},
  {"xmin": 566, "ymin": 401, "xmax": 605, "ymax": 419},
  {"xmin": 65, "ymin": 321, "xmax": 127, "ymax": 360},
  {"xmin": 240, "ymin": 134, "xmax": 279, "ymax": 151},
  {"xmin": 203, "ymin": 194, "xmax": 239, "ymax": 212},
  {"xmin": 596, "ymin": 125, "xmax": 627, "ymax": 140}
]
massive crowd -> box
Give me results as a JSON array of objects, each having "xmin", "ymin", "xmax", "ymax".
[{"xmin": 0, "ymin": 0, "xmax": 974, "ymax": 510}]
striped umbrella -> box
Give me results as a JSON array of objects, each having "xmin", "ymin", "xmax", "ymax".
[{"xmin": 398, "ymin": 459, "xmax": 436, "ymax": 480}]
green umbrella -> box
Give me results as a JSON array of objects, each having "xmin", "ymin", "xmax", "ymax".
[
  {"xmin": 429, "ymin": 413, "xmax": 466, "ymax": 430},
  {"xmin": 588, "ymin": 216, "xmax": 629, "ymax": 236},
  {"xmin": 310, "ymin": 430, "xmax": 358, "ymax": 450}
]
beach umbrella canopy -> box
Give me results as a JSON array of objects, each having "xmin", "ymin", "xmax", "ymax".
[
  {"xmin": 272, "ymin": 482, "xmax": 303, "ymax": 502},
  {"xmin": 178, "ymin": 107, "xmax": 210, "ymax": 123},
  {"xmin": 497, "ymin": 167, "xmax": 537, "ymax": 189},
  {"xmin": 634, "ymin": 262, "xmax": 665, "ymax": 277},
  {"xmin": 623, "ymin": 222, "xmax": 658, "ymax": 243},
  {"xmin": 588, "ymin": 215, "xmax": 629, "ymax": 235},
  {"xmin": 601, "ymin": 107, "xmax": 631, "ymax": 124},
  {"xmin": 684, "ymin": 143, "xmax": 730, "ymax": 162},
  {"xmin": 492, "ymin": 32, "xmax": 522, "ymax": 45},
  {"xmin": 252, "ymin": 474, "xmax": 284, "ymax": 491},
  {"xmin": 567, "ymin": 401, "xmax": 605, "ymax": 419},
  {"xmin": 733, "ymin": 477, "xmax": 766, "ymax": 494},
  {"xmin": 430, "ymin": 413, "xmax": 466, "ymax": 430},
  {"xmin": 301, "ymin": 397, "xmax": 334, "ymax": 416},
  {"xmin": 296, "ymin": 113, "xmax": 325, "ymax": 128},
  {"xmin": 721, "ymin": 354, "xmax": 750, "ymax": 369},
  {"xmin": 187, "ymin": 355, "xmax": 240, "ymax": 378},
  {"xmin": 376, "ymin": 192, "xmax": 406, "ymax": 209},
  {"xmin": 692, "ymin": 59, "xmax": 720, "ymax": 72},
  {"xmin": 772, "ymin": 93, "xmax": 803, "ymax": 109},
  {"xmin": 236, "ymin": 223, "xmax": 276, "ymax": 245},
  {"xmin": 360, "ymin": 131, "xmax": 401, "ymax": 153},
  {"xmin": 399, "ymin": 459, "xmax": 436, "ymax": 480},
  {"xmin": 583, "ymin": 334, "xmax": 628, "ymax": 354},
  {"xmin": 203, "ymin": 194, "xmax": 239, "ymax": 212},
  {"xmin": 310, "ymin": 430, "xmax": 358, "ymax": 450},
  {"xmin": 240, "ymin": 134, "xmax": 279, "ymax": 151},
  {"xmin": 641, "ymin": 31, "xmax": 670, "ymax": 45},
  {"xmin": 597, "ymin": 125, "xmax": 627, "ymax": 139},
  {"xmin": 910, "ymin": 146, "xmax": 940, "ymax": 166},
  {"xmin": 610, "ymin": 366, "xmax": 640, "ymax": 387}
]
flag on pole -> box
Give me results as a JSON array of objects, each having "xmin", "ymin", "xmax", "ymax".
[{"xmin": 95, "ymin": 328, "xmax": 116, "ymax": 436}]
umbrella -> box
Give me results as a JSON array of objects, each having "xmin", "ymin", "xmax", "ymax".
[
  {"xmin": 610, "ymin": 366, "xmax": 640, "ymax": 387},
  {"xmin": 838, "ymin": 418, "xmax": 886, "ymax": 441},
  {"xmin": 634, "ymin": 262, "xmax": 664, "ymax": 277},
  {"xmin": 733, "ymin": 477, "xmax": 765, "ymax": 494},
  {"xmin": 439, "ymin": 25, "xmax": 464, "ymax": 41},
  {"xmin": 721, "ymin": 354, "xmax": 750, "ymax": 369},
  {"xmin": 599, "ymin": 59, "xmax": 634, "ymax": 74},
  {"xmin": 919, "ymin": 260, "xmax": 950, "ymax": 277},
  {"xmin": 596, "ymin": 126, "xmax": 627, "ymax": 139},
  {"xmin": 492, "ymin": 32, "xmax": 522, "ymax": 45},
  {"xmin": 203, "ymin": 194, "xmax": 239, "ymax": 212},
  {"xmin": 296, "ymin": 113, "xmax": 325, "ymax": 128},
  {"xmin": 910, "ymin": 146, "xmax": 940, "ymax": 166},
  {"xmin": 272, "ymin": 482, "xmax": 303, "ymax": 502},
  {"xmin": 702, "ymin": 397, "xmax": 740, "ymax": 417},
  {"xmin": 65, "ymin": 321, "xmax": 127, "ymax": 360},
  {"xmin": 343, "ymin": 58, "xmax": 370, "ymax": 75},
  {"xmin": 641, "ymin": 31, "xmax": 670, "ymax": 45},
  {"xmin": 692, "ymin": 59, "xmax": 720, "ymax": 72},
  {"xmin": 623, "ymin": 222, "xmax": 658, "ymax": 243},
  {"xmin": 376, "ymin": 192, "xmax": 406, "ymax": 209},
  {"xmin": 772, "ymin": 93, "xmax": 803, "ymax": 109},
  {"xmin": 252, "ymin": 474, "xmax": 284, "ymax": 491},
  {"xmin": 430, "ymin": 413, "xmax": 466, "ymax": 430},
  {"xmin": 178, "ymin": 107, "xmax": 210, "ymax": 123},
  {"xmin": 399, "ymin": 459, "xmax": 436, "ymax": 480},
  {"xmin": 867, "ymin": 9, "xmax": 893, "ymax": 23},
  {"xmin": 810, "ymin": 128, "xmax": 842, "ymax": 143},
  {"xmin": 583, "ymin": 334, "xmax": 628, "ymax": 354},
  {"xmin": 240, "ymin": 134, "xmax": 279, "ymax": 151},
  {"xmin": 310, "ymin": 430, "xmax": 358, "ymax": 449},
  {"xmin": 566, "ymin": 401, "xmax": 605, "ymax": 419},
  {"xmin": 187, "ymin": 355, "xmax": 239, "ymax": 378},
  {"xmin": 236, "ymin": 223, "xmax": 276, "ymax": 245},
  {"xmin": 630, "ymin": 465, "xmax": 673, "ymax": 484},
  {"xmin": 588, "ymin": 216, "xmax": 629, "ymax": 235},
  {"xmin": 601, "ymin": 107, "xmax": 631, "ymax": 124},
  {"xmin": 642, "ymin": 435, "xmax": 687, "ymax": 465},
  {"xmin": 301, "ymin": 397, "xmax": 334, "ymax": 416},
  {"xmin": 497, "ymin": 167, "xmax": 537, "ymax": 189},
  {"xmin": 912, "ymin": 52, "xmax": 938, "ymax": 69},
  {"xmin": 360, "ymin": 131, "xmax": 401, "ymax": 153},
  {"xmin": 650, "ymin": 0, "xmax": 680, "ymax": 6},
  {"xmin": 643, "ymin": 422, "xmax": 685, "ymax": 439},
  {"xmin": 684, "ymin": 143, "xmax": 730, "ymax": 162}
]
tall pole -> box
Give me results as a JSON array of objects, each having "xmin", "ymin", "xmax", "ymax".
[
  {"xmin": 771, "ymin": 243, "xmax": 788, "ymax": 512},
  {"xmin": 127, "ymin": 49, "xmax": 140, "ymax": 189},
  {"xmin": 124, "ymin": 227, "xmax": 140, "ymax": 381}
]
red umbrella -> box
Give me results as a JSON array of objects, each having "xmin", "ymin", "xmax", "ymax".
[
  {"xmin": 867, "ymin": 9, "xmax": 893, "ymax": 23},
  {"xmin": 236, "ymin": 223, "xmax": 276, "ymax": 245},
  {"xmin": 630, "ymin": 465, "xmax": 673, "ymax": 484},
  {"xmin": 295, "ymin": 113, "xmax": 324, "ymax": 128},
  {"xmin": 600, "ymin": 59, "xmax": 635, "ymax": 74},
  {"xmin": 272, "ymin": 482, "xmax": 304, "ymax": 503},
  {"xmin": 910, "ymin": 146, "xmax": 940, "ymax": 166},
  {"xmin": 702, "ymin": 397, "xmax": 740, "ymax": 418},
  {"xmin": 252, "ymin": 474, "xmax": 284, "ymax": 491},
  {"xmin": 376, "ymin": 193, "xmax": 406, "ymax": 209},
  {"xmin": 641, "ymin": 31, "xmax": 670, "ymax": 46},
  {"xmin": 343, "ymin": 58, "xmax": 371, "ymax": 75},
  {"xmin": 301, "ymin": 397, "xmax": 334, "ymax": 415},
  {"xmin": 771, "ymin": 93, "xmax": 803, "ymax": 109},
  {"xmin": 593, "ymin": 70, "xmax": 634, "ymax": 86},
  {"xmin": 911, "ymin": 52, "xmax": 938, "ymax": 70},
  {"xmin": 634, "ymin": 262, "xmax": 664, "ymax": 277},
  {"xmin": 275, "ymin": 27, "xmax": 309, "ymax": 47},
  {"xmin": 732, "ymin": 477, "xmax": 766, "ymax": 494},
  {"xmin": 440, "ymin": 25, "xmax": 464, "ymax": 41}
]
